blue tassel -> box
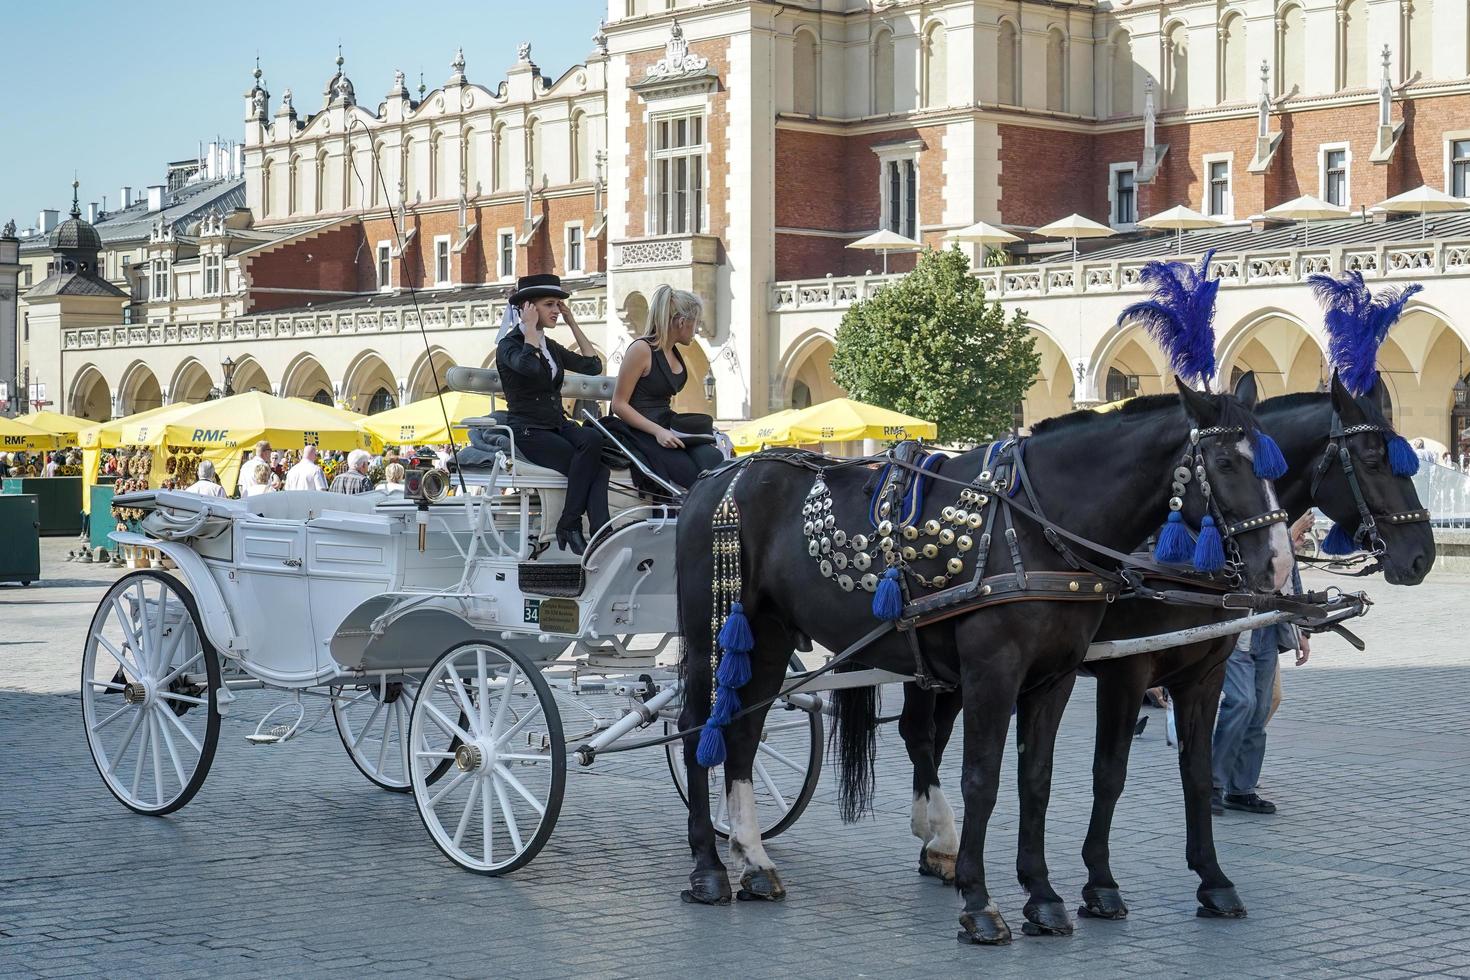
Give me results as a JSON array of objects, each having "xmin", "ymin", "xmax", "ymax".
[
  {"xmin": 1387, "ymin": 434, "xmax": 1420, "ymax": 477},
  {"xmin": 1321, "ymin": 523, "xmax": 1358, "ymax": 555},
  {"xmin": 872, "ymin": 567, "xmax": 903, "ymax": 621},
  {"xmin": 1253, "ymin": 432, "xmax": 1288, "ymax": 480},
  {"xmin": 715, "ymin": 648, "xmax": 751, "ymax": 689},
  {"xmin": 1154, "ymin": 511, "xmax": 1193, "ymax": 564},
  {"xmin": 715, "ymin": 601, "xmax": 754, "ymax": 655},
  {"xmin": 696, "ymin": 722, "xmax": 726, "ymax": 767},
  {"xmin": 1192, "ymin": 516, "xmax": 1225, "ymax": 573},
  {"xmin": 709, "ymin": 685, "xmax": 741, "ymax": 725}
]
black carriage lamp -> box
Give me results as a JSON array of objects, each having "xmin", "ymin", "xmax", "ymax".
[
  {"xmin": 1454, "ymin": 375, "xmax": 1469, "ymax": 409},
  {"xmin": 221, "ymin": 356, "xmax": 236, "ymax": 397},
  {"xmin": 703, "ymin": 370, "xmax": 716, "ymax": 402}
]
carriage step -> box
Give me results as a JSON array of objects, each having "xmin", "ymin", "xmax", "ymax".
[
  {"xmin": 245, "ymin": 724, "xmax": 296, "ymax": 745},
  {"xmin": 518, "ymin": 562, "xmax": 585, "ymax": 598}
]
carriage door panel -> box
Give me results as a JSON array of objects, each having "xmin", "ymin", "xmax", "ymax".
[
  {"xmin": 304, "ymin": 516, "xmax": 397, "ymax": 675},
  {"xmin": 229, "ymin": 522, "xmax": 315, "ymax": 682}
]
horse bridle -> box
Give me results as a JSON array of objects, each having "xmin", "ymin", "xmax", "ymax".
[
  {"xmin": 1174, "ymin": 425, "xmax": 1289, "ymax": 586},
  {"xmin": 1309, "ymin": 414, "xmax": 1431, "ymax": 557}
]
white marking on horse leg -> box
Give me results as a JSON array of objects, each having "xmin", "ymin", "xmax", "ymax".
[
  {"xmin": 911, "ymin": 790, "xmax": 930, "ymax": 844},
  {"xmin": 726, "ymin": 779, "xmax": 776, "ymax": 873},
  {"xmin": 926, "ymin": 786, "xmax": 960, "ymax": 855}
]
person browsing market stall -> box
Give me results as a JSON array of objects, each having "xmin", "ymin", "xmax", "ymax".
[{"xmin": 495, "ymin": 273, "xmax": 610, "ymax": 555}]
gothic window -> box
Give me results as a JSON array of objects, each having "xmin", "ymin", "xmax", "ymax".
[
  {"xmin": 922, "ymin": 21, "xmax": 947, "ymax": 109},
  {"xmin": 1109, "ymin": 30, "xmax": 1134, "ymax": 116},
  {"xmin": 880, "ymin": 155, "xmax": 918, "ymax": 240},
  {"xmin": 1207, "ymin": 158, "xmax": 1232, "ymax": 216},
  {"xmin": 368, "ymin": 387, "xmax": 396, "ymax": 415},
  {"xmin": 872, "ymin": 29, "xmax": 894, "ymax": 114},
  {"xmin": 997, "ymin": 21, "xmax": 1019, "ymax": 105},
  {"xmin": 1164, "ymin": 23, "xmax": 1188, "ymax": 109},
  {"xmin": 1322, "ymin": 145, "xmax": 1349, "ymax": 206},
  {"xmin": 566, "ymin": 224, "xmax": 584, "ymax": 272},
  {"xmin": 1110, "ymin": 164, "xmax": 1137, "ymax": 226},
  {"xmin": 498, "ymin": 231, "xmax": 515, "ymax": 280},
  {"xmin": 793, "ymin": 29, "xmax": 819, "ymax": 115},
  {"xmin": 1046, "ymin": 29, "xmax": 1067, "ymax": 112},
  {"xmin": 1278, "ymin": 4, "xmax": 1306, "ymax": 97},
  {"xmin": 652, "ymin": 111, "xmax": 705, "ymax": 235},
  {"xmin": 463, "ymin": 127, "xmax": 480, "ymax": 194},
  {"xmin": 434, "ymin": 235, "xmax": 451, "ymax": 286},
  {"xmin": 261, "ymin": 160, "xmax": 273, "ymax": 217},
  {"xmin": 315, "ymin": 150, "xmax": 330, "ymax": 212},
  {"xmin": 1339, "ymin": 0, "xmax": 1368, "ymax": 89},
  {"xmin": 430, "ymin": 132, "xmax": 442, "ymax": 200},
  {"xmin": 1106, "ymin": 367, "xmax": 1140, "ymax": 402},
  {"xmin": 377, "ymin": 242, "xmax": 392, "ymax": 290},
  {"xmin": 402, "ymin": 137, "xmax": 415, "ymax": 203},
  {"xmin": 1220, "ymin": 13, "xmax": 1247, "ymax": 102}
]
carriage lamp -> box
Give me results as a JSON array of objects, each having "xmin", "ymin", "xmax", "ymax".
[
  {"xmin": 703, "ymin": 371, "xmax": 716, "ymax": 402},
  {"xmin": 221, "ymin": 356, "xmax": 236, "ymax": 397}
]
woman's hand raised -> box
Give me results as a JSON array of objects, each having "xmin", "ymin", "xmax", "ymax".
[{"xmin": 519, "ymin": 301, "xmax": 542, "ymax": 342}]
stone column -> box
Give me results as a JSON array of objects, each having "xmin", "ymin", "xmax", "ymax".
[{"xmin": 0, "ymin": 230, "xmax": 18, "ymax": 417}]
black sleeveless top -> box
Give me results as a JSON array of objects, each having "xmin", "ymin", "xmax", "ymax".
[{"xmin": 629, "ymin": 338, "xmax": 686, "ymax": 428}]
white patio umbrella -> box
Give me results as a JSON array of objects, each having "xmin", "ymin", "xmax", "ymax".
[
  {"xmin": 1033, "ymin": 213, "xmax": 1115, "ymax": 260},
  {"xmin": 1263, "ymin": 194, "xmax": 1349, "ymax": 246},
  {"xmin": 1137, "ymin": 204, "xmax": 1222, "ymax": 253},
  {"xmin": 1375, "ymin": 184, "xmax": 1470, "ymax": 238},
  {"xmin": 846, "ymin": 229, "xmax": 922, "ymax": 275},
  {"xmin": 944, "ymin": 220, "xmax": 1021, "ymax": 265}
]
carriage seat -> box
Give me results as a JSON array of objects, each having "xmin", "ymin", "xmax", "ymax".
[{"xmin": 244, "ymin": 489, "xmax": 391, "ymax": 522}]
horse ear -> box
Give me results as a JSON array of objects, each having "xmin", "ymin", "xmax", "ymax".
[
  {"xmin": 1330, "ymin": 371, "xmax": 1367, "ymax": 425},
  {"xmin": 1175, "ymin": 377, "xmax": 1217, "ymax": 425},
  {"xmin": 1232, "ymin": 370, "xmax": 1260, "ymax": 411}
]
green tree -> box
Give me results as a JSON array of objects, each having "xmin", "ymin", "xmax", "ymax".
[{"xmin": 830, "ymin": 246, "xmax": 1039, "ymax": 445}]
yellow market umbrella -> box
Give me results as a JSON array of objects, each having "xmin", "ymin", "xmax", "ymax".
[
  {"xmin": 0, "ymin": 417, "xmax": 61, "ymax": 452},
  {"xmin": 360, "ymin": 391, "xmax": 495, "ymax": 447},
  {"xmin": 16, "ymin": 410, "xmax": 91, "ymax": 448},
  {"xmin": 77, "ymin": 402, "xmax": 195, "ymax": 512},
  {"xmin": 289, "ymin": 397, "xmax": 367, "ymax": 424},
  {"xmin": 784, "ymin": 398, "xmax": 937, "ymax": 444},
  {"xmin": 727, "ymin": 409, "xmax": 802, "ymax": 454}
]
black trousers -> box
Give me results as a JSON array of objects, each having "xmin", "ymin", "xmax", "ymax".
[{"xmin": 517, "ymin": 421, "xmax": 611, "ymax": 532}]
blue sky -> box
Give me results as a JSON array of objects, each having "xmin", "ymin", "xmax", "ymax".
[{"xmin": 0, "ymin": 0, "xmax": 608, "ymax": 230}]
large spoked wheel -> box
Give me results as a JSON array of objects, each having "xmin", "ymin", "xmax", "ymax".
[
  {"xmin": 665, "ymin": 656, "xmax": 824, "ymax": 841},
  {"xmin": 81, "ymin": 570, "xmax": 221, "ymax": 816},
  {"xmin": 331, "ymin": 676, "xmax": 456, "ymax": 792},
  {"xmin": 409, "ymin": 642, "xmax": 565, "ymax": 875}
]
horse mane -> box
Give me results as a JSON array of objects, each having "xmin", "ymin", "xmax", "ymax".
[
  {"xmin": 1030, "ymin": 391, "xmax": 1265, "ymax": 441},
  {"xmin": 1259, "ymin": 389, "xmax": 1394, "ymax": 431}
]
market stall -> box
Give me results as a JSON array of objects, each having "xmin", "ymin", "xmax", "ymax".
[{"xmin": 359, "ymin": 391, "xmax": 494, "ymax": 448}]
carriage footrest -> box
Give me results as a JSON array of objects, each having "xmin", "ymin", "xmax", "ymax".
[{"xmin": 519, "ymin": 562, "xmax": 585, "ymax": 598}]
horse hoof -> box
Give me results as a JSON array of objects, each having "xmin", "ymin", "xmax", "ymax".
[
  {"xmin": 736, "ymin": 867, "xmax": 786, "ymax": 902},
  {"xmin": 957, "ymin": 907, "xmax": 1012, "ymax": 946},
  {"xmin": 680, "ymin": 868, "xmax": 732, "ymax": 906},
  {"xmin": 1021, "ymin": 900, "xmax": 1074, "ymax": 937},
  {"xmin": 918, "ymin": 848, "xmax": 957, "ymax": 884},
  {"xmin": 1077, "ymin": 886, "xmax": 1129, "ymax": 920},
  {"xmin": 1196, "ymin": 886, "xmax": 1247, "ymax": 919}
]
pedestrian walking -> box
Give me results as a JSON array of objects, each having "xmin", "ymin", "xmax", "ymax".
[{"xmin": 284, "ymin": 444, "xmax": 328, "ymax": 491}]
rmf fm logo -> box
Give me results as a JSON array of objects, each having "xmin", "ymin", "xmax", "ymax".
[
  {"xmin": 191, "ymin": 428, "xmax": 229, "ymax": 441},
  {"xmin": 3, "ymin": 435, "xmax": 30, "ymax": 446}
]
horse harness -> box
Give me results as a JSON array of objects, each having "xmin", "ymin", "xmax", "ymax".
[{"xmin": 1308, "ymin": 413, "xmax": 1430, "ymax": 559}]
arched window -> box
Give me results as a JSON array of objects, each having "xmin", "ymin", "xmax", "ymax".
[
  {"xmin": 1110, "ymin": 30, "xmax": 1134, "ymax": 116},
  {"xmin": 368, "ymin": 387, "xmax": 396, "ymax": 415},
  {"xmin": 570, "ymin": 113, "xmax": 589, "ymax": 181},
  {"xmin": 401, "ymin": 136, "xmax": 415, "ymax": 203},
  {"xmin": 1045, "ymin": 28, "xmax": 1067, "ymax": 111},
  {"xmin": 1164, "ymin": 23, "xmax": 1189, "ymax": 109},
  {"xmin": 1407, "ymin": 0, "xmax": 1433, "ymax": 80},
  {"xmin": 463, "ymin": 128, "xmax": 479, "ymax": 195},
  {"xmin": 793, "ymin": 29, "xmax": 819, "ymax": 115},
  {"xmin": 429, "ymin": 131, "xmax": 443, "ymax": 200},
  {"xmin": 872, "ymin": 29, "xmax": 894, "ymax": 114},
  {"xmin": 261, "ymin": 159, "xmax": 272, "ymax": 217},
  {"xmin": 1278, "ymin": 4, "xmax": 1306, "ymax": 96},
  {"xmin": 1339, "ymin": 0, "xmax": 1368, "ymax": 89},
  {"xmin": 494, "ymin": 124, "xmax": 509, "ymax": 191},
  {"xmin": 1106, "ymin": 367, "xmax": 1140, "ymax": 402},
  {"xmin": 998, "ymin": 21, "xmax": 1019, "ymax": 105},
  {"xmin": 371, "ymin": 142, "xmax": 386, "ymax": 206},
  {"xmin": 1220, "ymin": 13, "xmax": 1247, "ymax": 101},
  {"xmin": 922, "ymin": 21, "xmax": 947, "ymax": 109}
]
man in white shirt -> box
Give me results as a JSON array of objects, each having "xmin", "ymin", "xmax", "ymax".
[
  {"xmin": 284, "ymin": 444, "xmax": 328, "ymax": 491},
  {"xmin": 184, "ymin": 460, "xmax": 228, "ymax": 497},
  {"xmin": 237, "ymin": 440, "xmax": 273, "ymax": 496}
]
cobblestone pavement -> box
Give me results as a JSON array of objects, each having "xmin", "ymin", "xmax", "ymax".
[{"xmin": 3, "ymin": 539, "xmax": 1470, "ymax": 978}]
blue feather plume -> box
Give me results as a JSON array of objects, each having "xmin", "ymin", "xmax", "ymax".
[
  {"xmin": 1117, "ymin": 249, "xmax": 1220, "ymax": 388},
  {"xmin": 1307, "ymin": 271, "xmax": 1424, "ymax": 397}
]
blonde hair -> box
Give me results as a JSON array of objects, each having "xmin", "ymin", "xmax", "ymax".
[
  {"xmin": 385, "ymin": 462, "xmax": 405, "ymax": 484},
  {"xmin": 644, "ymin": 285, "xmax": 703, "ymax": 351},
  {"xmin": 251, "ymin": 460, "xmax": 271, "ymax": 485}
]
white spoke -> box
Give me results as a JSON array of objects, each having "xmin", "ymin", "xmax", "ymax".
[
  {"xmin": 477, "ymin": 649, "xmax": 491, "ymax": 738},
  {"xmin": 492, "ymin": 702, "xmax": 543, "ymax": 749},
  {"xmin": 496, "ymin": 752, "xmax": 552, "ymax": 763},
  {"xmin": 157, "ymin": 691, "xmax": 207, "ymax": 707},
  {"xmin": 423, "ymin": 700, "xmax": 473, "ymax": 745},
  {"xmin": 756, "ymin": 741, "xmax": 807, "ymax": 775},
  {"xmin": 338, "ymin": 688, "xmax": 374, "ymax": 709},
  {"xmin": 96, "ymin": 634, "xmax": 141, "ymax": 681},
  {"xmin": 426, "ymin": 769, "xmax": 470, "ymax": 809},
  {"xmin": 397, "ymin": 700, "xmax": 410, "ymax": 781},
  {"xmin": 492, "ymin": 772, "xmax": 524, "ymax": 853},
  {"xmin": 149, "ymin": 712, "xmax": 165, "ymax": 804},
  {"xmin": 443, "ymin": 664, "xmax": 479, "ymax": 737},
  {"xmin": 153, "ymin": 707, "xmax": 188, "ymax": 788},
  {"xmin": 157, "ymin": 702, "xmax": 203, "ymax": 753},
  {"xmin": 131, "ymin": 715, "xmax": 151, "ymax": 799},
  {"xmin": 415, "ymin": 751, "xmax": 457, "ymax": 760},
  {"xmin": 350, "ymin": 700, "xmax": 385, "ymax": 751},
  {"xmin": 491, "ymin": 661, "xmax": 519, "ymax": 739},
  {"xmin": 91, "ymin": 701, "xmax": 133, "ymax": 732},
  {"xmin": 492, "ymin": 764, "xmax": 545, "ymax": 816},
  {"xmin": 452, "ymin": 779, "xmax": 481, "ymax": 848},
  {"xmin": 754, "ymin": 758, "xmax": 790, "ymax": 815},
  {"xmin": 89, "ymin": 680, "xmax": 126, "ymax": 692},
  {"xmin": 482, "ymin": 777, "xmax": 494, "ymax": 865},
  {"xmin": 110, "ymin": 599, "xmax": 146, "ymax": 676},
  {"xmin": 156, "ymin": 639, "xmax": 201, "ymax": 688},
  {"xmin": 374, "ymin": 699, "xmax": 393, "ymax": 776},
  {"xmin": 110, "ymin": 709, "xmax": 146, "ymax": 777}
]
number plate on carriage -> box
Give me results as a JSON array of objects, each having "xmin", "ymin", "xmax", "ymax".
[{"xmin": 524, "ymin": 598, "xmax": 579, "ymax": 633}]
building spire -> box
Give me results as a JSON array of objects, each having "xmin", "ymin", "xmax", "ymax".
[{"xmin": 71, "ymin": 178, "xmax": 81, "ymax": 219}]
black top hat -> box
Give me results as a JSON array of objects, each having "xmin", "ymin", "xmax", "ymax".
[{"xmin": 508, "ymin": 273, "xmax": 570, "ymax": 307}]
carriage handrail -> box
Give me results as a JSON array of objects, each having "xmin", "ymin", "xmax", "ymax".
[{"xmin": 579, "ymin": 409, "xmax": 685, "ymax": 500}]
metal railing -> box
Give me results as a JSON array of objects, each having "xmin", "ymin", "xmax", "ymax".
[{"xmin": 1415, "ymin": 462, "xmax": 1470, "ymax": 529}]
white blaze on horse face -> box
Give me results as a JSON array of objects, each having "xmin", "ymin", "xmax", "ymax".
[
  {"xmin": 1238, "ymin": 438, "xmax": 1293, "ymax": 590},
  {"xmin": 727, "ymin": 780, "xmax": 776, "ymax": 873}
]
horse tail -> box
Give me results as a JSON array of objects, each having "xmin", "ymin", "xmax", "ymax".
[{"xmin": 830, "ymin": 685, "xmax": 879, "ymax": 823}]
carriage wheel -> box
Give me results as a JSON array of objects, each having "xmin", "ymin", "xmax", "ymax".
[
  {"xmin": 81, "ymin": 570, "xmax": 221, "ymax": 816},
  {"xmin": 665, "ymin": 656, "xmax": 824, "ymax": 841},
  {"xmin": 331, "ymin": 677, "xmax": 456, "ymax": 792},
  {"xmin": 409, "ymin": 642, "xmax": 565, "ymax": 874}
]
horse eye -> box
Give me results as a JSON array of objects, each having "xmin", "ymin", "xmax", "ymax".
[{"xmin": 1213, "ymin": 454, "xmax": 1235, "ymax": 471}]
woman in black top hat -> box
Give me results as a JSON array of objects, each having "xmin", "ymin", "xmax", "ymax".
[
  {"xmin": 609, "ymin": 285, "xmax": 724, "ymax": 490},
  {"xmin": 495, "ymin": 273, "xmax": 610, "ymax": 555}
]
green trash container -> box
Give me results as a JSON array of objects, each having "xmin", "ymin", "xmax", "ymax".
[
  {"xmin": 1, "ymin": 477, "xmax": 82, "ymax": 535},
  {"xmin": 0, "ymin": 494, "xmax": 41, "ymax": 585}
]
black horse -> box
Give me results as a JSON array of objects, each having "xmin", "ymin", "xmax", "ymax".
[
  {"xmin": 898, "ymin": 373, "xmax": 1434, "ymax": 922},
  {"xmin": 675, "ymin": 383, "xmax": 1291, "ymax": 945}
]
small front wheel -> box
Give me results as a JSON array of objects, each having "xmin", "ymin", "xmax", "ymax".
[
  {"xmin": 409, "ymin": 642, "xmax": 565, "ymax": 874},
  {"xmin": 331, "ymin": 676, "xmax": 455, "ymax": 792}
]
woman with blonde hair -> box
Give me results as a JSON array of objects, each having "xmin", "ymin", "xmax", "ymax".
[
  {"xmin": 377, "ymin": 461, "xmax": 406, "ymax": 493},
  {"xmin": 610, "ymin": 285, "xmax": 725, "ymax": 490},
  {"xmin": 240, "ymin": 459, "xmax": 274, "ymax": 498}
]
